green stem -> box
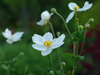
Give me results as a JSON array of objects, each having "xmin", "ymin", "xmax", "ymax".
[
  {"xmin": 75, "ymin": 11, "xmax": 77, "ymax": 32},
  {"xmin": 48, "ymin": 21, "xmax": 64, "ymax": 73},
  {"xmin": 50, "ymin": 54, "xmax": 54, "ymax": 71},
  {"xmin": 72, "ymin": 61, "xmax": 76, "ymax": 75},
  {"xmin": 76, "ymin": 19, "xmax": 79, "ymax": 55},
  {"xmin": 73, "ymin": 41, "xmax": 76, "ymax": 56},
  {"xmin": 72, "ymin": 41, "xmax": 76, "ymax": 75},
  {"xmin": 55, "ymin": 12, "xmax": 73, "ymax": 38},
  {"xmin": 24, "ymin": 66, "xmax": 28, "ymax": 75},
  {"xmin": 57, "ymin": 48, "xmax": 64, "ymax": 74},
  {"xmin": 7, "ymin": 70, "xmax": 10, "ymax": 75},
  {"xmin": 7, "ymin": 64, "xmax": 10, "ymax": 75},
  {"xmin": 48, "ymin": 21, "xmax": 56, "ymax": 38},
  {"xmin": 76, "ymin": 41, "xmax": 79, "ymax": 55},
  {"xmin": 72, "ymin": 10, "xmax": 78, "ymax": 75},
  {"xmin": 80, "ymin": 29, "xmax": 87, "ymax": 55}
]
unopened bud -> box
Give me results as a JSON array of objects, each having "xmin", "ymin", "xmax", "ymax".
[
  {"xmin": 87, "ymin": 18, "xmax": 94, "ymax": 23},
  {"xmin": 57, "ymin": 32, "xmax": 61, "ymax": 37},
  {"xmin": 78, "ymin": 25, "xmax": 83, "ymax": 30},
  {"xmin": 61, "ymin": 62, "xmax": 66, "ymax": 66},
  {"xmin": 89, "ymin": 18, "xmax": 94, "ymax": 22},
  {"xmin": 76, "ymin": 18, "xmax": 79, "ymax": 21},
  {"xmin": 85, "ymin": 23, "xmax": 90, "ymax": 28},
  {"xmin": 50, "ymin": 71, "xmax": 54, "ymax": 75},
  {"xmin": 51, "ymin": 8, "xmax": 57, "ymax": 13}
]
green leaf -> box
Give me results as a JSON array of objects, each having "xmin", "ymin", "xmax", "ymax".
[{"xmin": 75, "ymin": 55, "xmax": 85, "ymax": 61}]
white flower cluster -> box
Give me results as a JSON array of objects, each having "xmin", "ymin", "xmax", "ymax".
[{"xmin": 2, "ymin": 1, "xmax": 93, "ymax": 57}]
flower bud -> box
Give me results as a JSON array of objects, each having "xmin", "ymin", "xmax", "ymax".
[
  {"xmin": 85, "ymin": 23, "xmax": 90, "ymax": 28},
  {"xmin": 50, "ymin": 71, "xmax": 54, "ymax": 75},
  {"xmin": 51, "ymin": 8, "xmax": 57, "ymax": 13},
  {"xmin": 61, "ymin": 62, "xmax": 66, "ymax": 66},
  {"xmin": 78, "ymin": 25, "xmax": 83, "ymax": 30},
  {"xmin": 57, "ymin": 32, "xmax": 61, "ymax": 37},
  {"xmin": 76, "ymin": 18, "xmax": 79, "ymax": 21},
  {"xmin": 89, "ymin": 18, "xmax": 94, "ymax": 22}
]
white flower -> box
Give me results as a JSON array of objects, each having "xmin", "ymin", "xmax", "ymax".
[
  {"xmin": 2, "ymin": 28, "xmax": 24, "ymax": 44},
  {"xmin": 66, "ymin": 1, "xmax": 93, "ymax": 23},
  {"xmin": 32, "ymin": 32, "xmax": 65, "ymax": 56},
  {"xmin": 36, "ymin": 10, "xmax": 53, "ymax": 26}
]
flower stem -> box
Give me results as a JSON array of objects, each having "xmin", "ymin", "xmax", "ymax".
[
  {"xmin": 24, "ymin": 66, "xmax": 28, "ymax": 75},
  {"xmin": 73, "ymin": 41, "xmax": 76, "ymax": 56},
  {"xmin": 55, "ymin": 12, "xmax": 73, "ymax": 38},
  {"xmin": 76, "ymin": 19, "xmax": 79, "ymax": 55},
  {"xmin": 72, "ymin": 41, "xmax": 76, "ymax": 75},
  {"xmin": 48, "ymin": 21, "xmax": 56, "ymax": 38},
  {"xmin": 76, "ymin": 41, "xmax": 79, "ymax": 55},
  {"xmin": 75, "ymin": 11, "xmax": 77, "ymax": 32},
  {"xmin": 7, "ymin": 70, "xmax": 10, "ymax": 75},
  {"xmin": 7, "ymin": 64, "xmax": 10, "ymax": 75},
  {"xmin": 48, "ymin": 21, "xmax": 64, "ymax": 73},
  {"xmin": 80, "ymin": 29, "xmax": 87, "ymax": 55},
  {"xmin": 72, "ymin": 10, "xmax": 78, "ymax": 75},
  {"xmin": 57, "ymin": 48, "xmax": 64, "ymax": 74},
  {"xmin": 72, "ymin": 61, "xmax": 76, "ymax": 75},
  {"xmin": 50, "ymin": 54, "xmax": 54, "ymax": 71}
]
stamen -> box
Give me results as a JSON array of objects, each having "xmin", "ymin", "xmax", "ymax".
[
  {"xmin": 44, "ymin": 40, "xmax": 53, "ymax": 47},
  {"xmin": 74, "ymin": 6, "xmax": 80, "ymax": 10}
]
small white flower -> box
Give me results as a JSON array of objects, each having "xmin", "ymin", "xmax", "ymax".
[
  {"xmin": 32, "ymin": 32, "xmax": 65, "ymax": 56},
  {"xmin": 66, "ymin": 1, "xmax": 93, "ymax": 23},
  {"xmin": 2, "ymin": 28, "xmax": 24, "ymax": 44},
  {"xmin": 36, "ymin": 10, "xmax": 53, "ymax": 26}
]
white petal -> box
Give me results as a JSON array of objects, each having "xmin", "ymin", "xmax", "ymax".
[
  {"xmin": 43, "ymin": 32, "xmax": 53, "ymax": 41},
  {"xmin": 51, "ymin": 42, "xmax": 64, "ymax": 49},
  {"xmin": 51, "ymin": 34, "xmax": 65, "ymax": 49},
  {"xmin": 32, "ymin": 44, "xmax": 47, "ymax": 51},
  {"xmin": 50, "ymin": 13, "xmax": 53, "ymax": 16},
  {"xmin": 68, "ymin": 2, "xmax": 78, "ymax": 10},
  {"xmin": 6, "ymin": 39, "xmax": 14, "ymax": 44},
  {"xmin": 41, "ymin": 10, "xmax": 51, "ymax": 20},
  {"xmin": 78, "ymin": 1, "xmax": 92, "ymax": 11},
  {"xmin": 57, "ymin": 34, "xmax": 65, "ymax": 42},
  {"xmin": 32, "ymin": 34, "xmax": 45, "ymax": 45},
  {"xmin": 66, "ymin": 11, "xmax": 75, "ymax": 23},
  {"xmin": 13, "ymin": 32, "xmax": 24, "ymax": 41},
  {"xmin": 41, "ymin": 48, "xmax": 52, "ymax": 56},
  {"xmin": 2, "ymin": 28, "xmax": 12, "ymax": 39},
  {"xmin": 52, "ymin": 34, "xmax": 65, "ymax": 45},
  {"xmin": 36, "ymin": 20, "xmax": 47, "ymax": 26}
]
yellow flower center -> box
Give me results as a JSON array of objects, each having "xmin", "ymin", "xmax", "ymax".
[
  {"xmin": 74, "ymin": 6, "xmax": 80, "ymax": 10},
  {"xmin": 44, "ymin": 40, "xmax": 53, "ymax": 47}
]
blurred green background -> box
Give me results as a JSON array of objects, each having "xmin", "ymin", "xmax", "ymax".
[{"xmin": 0, "ymin": 0, "xmax": 100, "ymax": 75}]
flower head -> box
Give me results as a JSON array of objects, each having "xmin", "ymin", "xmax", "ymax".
[
  {"xmin": 2, "ymin": 28, "xmax": 24, "ymax": 44},
  {"xmin": 32, "ymin": 32, "xmax": 65, "ymax": 56},
  {"xmin": 36, "ymin": 10, "xmax": 53, "ymax": 26},
  {"xmin": 66, "ymin": 1, "xmax": 93, "ymax": 23}
]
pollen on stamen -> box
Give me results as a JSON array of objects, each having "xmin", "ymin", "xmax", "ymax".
[
  {"xmin": 44, "ymin": 40, "xmax": 53, "ymax": 47},
  {"xmin": 74, "ymin": 6, "xmax": 80, "ymax": 10}
]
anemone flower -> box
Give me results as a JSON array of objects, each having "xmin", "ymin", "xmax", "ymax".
[
  {"xmin": 36, "ymin": 10, "xmax": 53, "ymax": 26},
  {"xmin": 32, "ymin": 32, "xmax": 65, "ymax": 56},
  {"xmin": 2, "ymin": 28, "xmax": 24, "ymax": 44},
  {"xmin": 66, "ymin": 1, "xmax": 93, "ymax": 23}
]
